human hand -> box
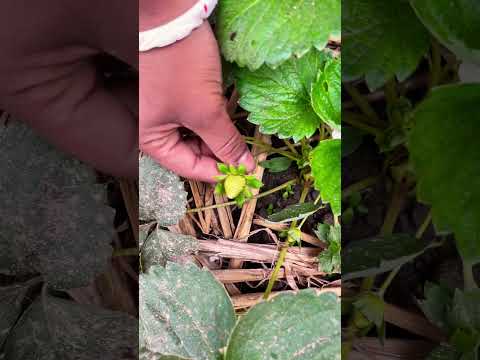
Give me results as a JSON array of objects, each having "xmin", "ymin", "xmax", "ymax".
[
  {"xmin": 139, "ymin": 7, "xmax": 255, "ymax": 183},
  {"xmin": 0, "ymin": 1, "xmax": 138, "ymax": 178}
]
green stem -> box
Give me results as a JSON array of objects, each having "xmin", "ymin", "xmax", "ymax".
[
  {"xmin": 380, "ymin": 181, "xmax": 407, "ymax": 235},
  {"xmin": 378, "ymin": 267, "xmax": 401, "ymax": 298},
  {"xmin": 244, "ymin": 138, "xmax": 299, "ymax": 161},
  {"xmin": 263, "ymin": 246, "xmax": 289, "ymax": 300},
  {"xmin": 343, "ymin": 112, "xmax": 384, "ymax": 138},
  {"xmin": 342, "ymin": 181, "xmax": 407, "ymax": 358},
  {"xmin": 415, "ymin": 210, "xmax": 432, "ymax": 239},
  {"xmin": 384, "ymin": 79, "xmax": 403, "ymax": 126},
  {"xmin": 342, "ymin": 176, "xmax": 380, "ymax": 199},
  {"xmin": 283, "ymin": 139, "xmax": 299, "ymax": 154},
  {"xmin": 113, "ymin": 247, "xmax": 138, "ymax": 257},
  {"xmin": 378, "ymin": 210, "xmax": 434, "ymax": 298},
  {"xmin": 187, "ymin": 179, "xmax": 297, "ymax": 213},
  {"xmin": 344, "ymin": 83, "xmax": 386, "ymax": 127},
  {"xmin": 263, "ymin": 181, "xmax": 311, "ymax": 300}
]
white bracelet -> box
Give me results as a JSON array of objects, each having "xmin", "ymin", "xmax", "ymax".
[{"xmin": 139, "ymin": 0, "xmax": 218, "ymax": 52}]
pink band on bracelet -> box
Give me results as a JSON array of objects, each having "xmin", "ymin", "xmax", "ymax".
[{"xmin": 139, "ymin": 0, "xmax": 217, "ymax": 52}]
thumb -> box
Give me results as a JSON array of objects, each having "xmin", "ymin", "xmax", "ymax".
[{"xmin": 193, "ymin": 108, "xmax": 255, "ymax": 172}]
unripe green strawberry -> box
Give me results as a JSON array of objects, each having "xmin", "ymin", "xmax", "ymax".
[{"xmin": 224, "ymin": 175, "xmax": 246, "ymax": 199}]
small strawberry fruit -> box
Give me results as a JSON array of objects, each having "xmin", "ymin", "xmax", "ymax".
[{"xmin": 224, "ymin": 175, "xmax": 246, "ymax": 199}]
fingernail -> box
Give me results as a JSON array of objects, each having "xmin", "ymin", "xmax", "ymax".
[{"xmin": 238, "ymin": 151, "xmax": 255, "ymax": 172}]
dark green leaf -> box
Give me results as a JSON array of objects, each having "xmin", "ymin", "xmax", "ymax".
[
  {"xmin": 140, "ymin": 263, "xmax": 236, "ymax": 360},
  {"xmin": 410, "ymin": 0, "xmax": 480, "ymax": 64},
  {"xmin": 342, "ymin": 126, "xmax": 365, "ymax": 158},
  {"xmin": 418, "ymin": 282, "xmax": 454, "ymax": 332},
  {"xmin": 4, "ymin": 287, "xmax": 138, "ymax": 359},
  {"xmin": 343, "ymin": 0, "xmax": 430, "ymax": 90},
  {"xmin": 0, "ymin": 120, "xmax": 114, "ymax": 289},
  {"xmin": 427, "ymin": 344, "xmax": 462, "ymax": 360},
  {"xmin": 450, "ymin": 328, "xmax": 479, "ymax": 355},
  {"xmin": 267, "ymin": 202, "xmax": 323, "ymax": 223},
  {"xmin": 353, "ymin": 292, "xmax": 385, "ymax": 329},
  {"xmin": 408, "ymin": 84, "xmax": 480, "ymax": 264},
  {"xmin": 226, "ymin": 290, "xmax": 341, "ymax": 360},
  {"xmin": 0, "ymin": 278, "xmax": 42, "ymax": 348},
  {"xmin": 259, "ymin": 157, "xmax": 293, "ymax": 173},
  {"xmin": 216, "ymin": 0, "xmax": 340, "ymax": 70},
  {"xmin": 448, "ymin": 289, "xmax": 480, "ymax": 331},
  {"xmin": 343, "ymin": 234, "xmax": 435, "ymax": 280}
]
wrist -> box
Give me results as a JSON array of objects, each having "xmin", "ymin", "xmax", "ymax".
[{"xmin": 139, "ymin": 0, "xmax": 197, "ymax": 31}]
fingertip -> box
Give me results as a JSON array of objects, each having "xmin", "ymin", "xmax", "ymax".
[{"xmin": 238, "ymin": 150, "xmax": 256, "ymax": 173}]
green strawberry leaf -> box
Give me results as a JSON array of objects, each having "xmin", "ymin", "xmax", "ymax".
[
  {"xmin": 343, "ymin": 234, "xmax": 435, "ymax": 280},
  {"xmin": 427, "ymin": 344, "xmax": 462, "ymax": 360},
  {"xmin": 225, "ymin": 290, "xmax": 341, "ymax": 360},
  {"xmin": 140, "ymin": 263, "xmax": 236, "ymax": 360},
  {"xmin": 312, "ymin": 57, "xmax": 341, "ymax": 132},
  {"xmin": 216, "ymin": 0, "xmax": 340, "ymax": 70},
  {"xmin": 408, "ymin": 84, "xmax": 480, "ymax": 264},
  {"xmin": 0, "ymin": 278, "xmax": 42, "ymax": 348},
  {"xmin": 310, "ymin": 139, "xmax": 341, "ymax": 215},
  {"xmin": 267, "ymin": 202, "xmax": 323, "ymax": 223},
  {"xmin": 450, "ymin": 328, "xmax": 479, "ymax": 356},
  {"xmin": 0, "ymin": 120, "xmax": 114, "ymax": 290},
  {"xmin": 418, "ymin": 282, "xmax": 454, "ymax": 332},
  {"xmin": 140, "ymin": 228, "xmax": 198, "ymax": 271},
  {"xmin": 139, "ymin": 155, "xmax": 187, "ymax": 226},
  {"xmin": 448, "ymin": 289, "xmax": 480, "ymax": 331},
  {"xmin": 353, "ymin": 292, "xmax": 385, "ymax": 339},
  {"xmin": 315, "ymin": 224, "xmax": 341, "ymax": 273},
  {"xmin": 259, "ymin": 157, "xmax": 293, "ymax": 173},
  {"xmin": 410, "ymin": 0, "xmax": 480, "ymax": 64},
  {"xmin": 4, "ymin": 287, "xmax": 138, "ymax": 359},
  {"xmin": 236, "ymin": 49, "xmax": 326, "ymax": 142},
  {"xmin": 343, "ymin": 0, "xmax": 430, "ymax": 90},
  {"xmin": 342, "ymin": 126, "xmax": 365, "ymax": 157}
]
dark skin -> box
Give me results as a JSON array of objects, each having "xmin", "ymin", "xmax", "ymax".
[
  {"xmin": 0, "ymin": 1, "xmax": 254, "ymax": 181},
  {"xmin": 0, "ymin": 1, "xmax": 138, "ymax": 177},
  {"xmin": 140, "ymin": 0, "xmax": 255, "ymax": 182}
]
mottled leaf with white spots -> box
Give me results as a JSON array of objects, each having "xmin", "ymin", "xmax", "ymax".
[
  {"xmin": 225, "ymin": 290, "xmax": 341, "ymax": 360},
  {"xmin": 140, "ymin": 263, "xmax": 236, "ymax": 360},
  {"xmin": 0, "ymin": 120, "xmax": 114, "ymax": 289},
  {"xmin": 0, "ymin": 278, "xmax": 42, "ymax": 348},
  {"xmin": 4, "ymin": 287, "xmax": 138, "ymax": 359},
  {"xmin": 141, "ymin": 228, "xmax": 198, "ymax": 271},
  {"xmin": 139, "ymin": 155, "xmax": 187, "ymax": 226}
]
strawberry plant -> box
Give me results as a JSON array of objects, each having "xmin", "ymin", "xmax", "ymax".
[
  {"xmin": 139, "ymin": 0, "xmax": 341, "ymax": 358},
  {"xmin": 214, "ymin": 163, "xmax": 263, "ymax": 207},
  {"xmin": 0, "ymin": 119, "xmax": 137, "ymax": 358},
  {"xmin": 342, "ymin": 0, "xmax": 480, "ymax": 358}
]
